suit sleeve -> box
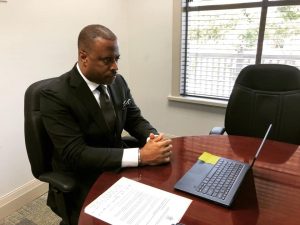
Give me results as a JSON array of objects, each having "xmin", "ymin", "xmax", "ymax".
[{"xmin": 40, "ymin": 87, "xmax": 123, "ymax": 173}]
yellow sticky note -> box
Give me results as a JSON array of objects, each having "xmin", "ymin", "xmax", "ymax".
[{"xmin": 198, "ymin": 152, "xmax": 220, "ymax": 165}]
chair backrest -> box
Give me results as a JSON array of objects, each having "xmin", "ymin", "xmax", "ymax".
[
  {"xmin": 225, "ymin": 64, "xmax": 300, "ymax": 145},
  {"xmin": 24, "ymin": 78, "xmax": 56, "ymax": 179}
]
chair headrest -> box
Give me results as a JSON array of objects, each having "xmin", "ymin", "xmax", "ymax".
[{"xmin": 236, "ymin": 64, "xmax": 300, "ymax": 91}]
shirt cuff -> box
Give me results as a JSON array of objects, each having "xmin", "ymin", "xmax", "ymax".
[{"xmin": 121, "ymin": 148, "xmax": 139, "ymax": 167}]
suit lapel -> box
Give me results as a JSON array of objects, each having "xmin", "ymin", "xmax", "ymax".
[{"xmin": 68, "ymin": 67, "xmax": 110, "ymax": 132}]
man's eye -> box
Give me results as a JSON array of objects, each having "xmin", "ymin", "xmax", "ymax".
[
  {"xmin": 100, "ymin": 57, "xmax": 120, "ymax": 64},
  {"xmin": 102, "ymin": 58, "xmax": 111, "ymax": 64}
]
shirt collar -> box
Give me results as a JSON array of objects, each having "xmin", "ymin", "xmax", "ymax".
[{"xmin": 76, "ymin": 63, "xmax": 100, "ymax": 92}]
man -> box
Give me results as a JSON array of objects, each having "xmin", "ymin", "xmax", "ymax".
[{"xmin": 40, "ymin": 24, "xmax": 172, "ymax": 224}]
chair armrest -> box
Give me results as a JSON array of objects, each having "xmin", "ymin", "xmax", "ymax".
[
  {"xmin": 39, "ymin": 172, "xmax": 76, "ymax": 193},
  {"xmin": 209, "ymin": 127, "xmax": 226, "ymax": 135},
  {"xmin": 122, "ymin": 135, "xmax": 141, "ymax": 148}
]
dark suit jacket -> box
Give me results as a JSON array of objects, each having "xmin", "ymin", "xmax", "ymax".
[
  {"xmin": 41, "ymin": 65, "xmax": 157, "ymax": 173},
  {"xmin": 40, "ymin": 65, "xmax": 157, "ymax": 222}
]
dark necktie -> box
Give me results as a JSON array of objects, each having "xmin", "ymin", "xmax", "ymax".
[{"xmin": 97, "ymin": 85, "xmax": 116, "ymax": 130}]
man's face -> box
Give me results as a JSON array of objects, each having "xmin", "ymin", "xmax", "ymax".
[{"xmin": 79, "ymin": 37, "xmax": 120, "ymax": 85}]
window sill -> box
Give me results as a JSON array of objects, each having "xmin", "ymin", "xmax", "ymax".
[{"xmin": 168, "ymin": 95, "xmax": 227, "ymax": 108}]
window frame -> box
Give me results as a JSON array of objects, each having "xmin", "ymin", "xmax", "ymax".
[{"xmin": 169, "ymin": 0, "xmax": 300, "ymax": 107}]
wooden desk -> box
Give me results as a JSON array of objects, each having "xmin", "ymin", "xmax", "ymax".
[{"xmin": 79, "ymin": 135, "xmax": 300, "ymax": 225}]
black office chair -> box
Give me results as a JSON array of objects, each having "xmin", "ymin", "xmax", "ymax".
[
  {"xmin": 210, "ymin": 64, "xmax": 300, "ymax": 145},
  {"xmin": 24, "ymin": 78, "xmax": 76, "ymax": 225},
  {"xmin": 24, "ymin": 78, "xmax": 140, "ymax": 225}
]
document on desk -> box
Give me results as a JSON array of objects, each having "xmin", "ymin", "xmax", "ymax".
[{"xmin": 84, "ymin": 177, "xmax": 192, "ymax": 225}]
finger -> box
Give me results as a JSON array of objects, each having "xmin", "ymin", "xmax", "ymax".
[
  {"xmin": 164, "ymin": 156, "xmax": 171, "ymax": 163},
  {"xmin": 153, "ymin": 133, "xmax": 164, "ymax": 142},
  {"xmin": 149, "ymin": 133, "xmax": 156, "ymax": 140},
  {"xmin": 163, "ymin": 150, "xmax": 172, "ymax": 157},
  {"xmin": 161, "ymin": 144, "xmax": 173, "ymax": 154},
  {"xmin": 158, "ymin": 139, "xmax": 172, "ymax": 146}
]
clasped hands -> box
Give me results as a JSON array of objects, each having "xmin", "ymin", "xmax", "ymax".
[{"xmin": 139, "ymin": 133, "xmax": 173, "ymax": 166}]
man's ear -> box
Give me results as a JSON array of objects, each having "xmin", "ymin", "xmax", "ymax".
[{"xmin": 79, "ymin": 50, "xmax": 88, "ymax": 65}]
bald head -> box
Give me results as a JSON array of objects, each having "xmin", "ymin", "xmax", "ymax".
[{"xmin": 78, "ymin": 24, "xmax": 117, "ymax": 52}]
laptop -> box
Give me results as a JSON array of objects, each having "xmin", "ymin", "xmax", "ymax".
[{"xmin": 174, "ymin": 124, "xmax": 272, "ymax": 207}]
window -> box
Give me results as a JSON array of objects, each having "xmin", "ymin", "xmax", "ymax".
[{"xmin": 180, "ymin": 0, "xmax": 300, "ymax": 101}]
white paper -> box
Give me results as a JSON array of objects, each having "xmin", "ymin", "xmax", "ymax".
[{"xmin": 84, "ymin": 177, "xmax": 192, "ymax": 225}]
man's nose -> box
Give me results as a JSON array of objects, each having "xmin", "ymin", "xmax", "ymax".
[{"xmin": 110, "ymin": 60, "xmax": 118, "ymax": 71}]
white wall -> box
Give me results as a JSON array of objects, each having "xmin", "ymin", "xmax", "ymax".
[
  {"xmin": 0, "ymin": 0, "xmax": 225, "ymax": 207},
  {"xmin": 0, "ymin": 0, "xmax": 129, "ymax": 199}
]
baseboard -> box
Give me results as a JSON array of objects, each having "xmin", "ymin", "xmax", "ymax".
[{"xmin": 0, "ymin": 179, "xmax": 48, "ymax": 220}]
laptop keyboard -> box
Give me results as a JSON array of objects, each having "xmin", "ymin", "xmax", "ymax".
[{"xmin": 196, "ymin": 159, "xmax": 243, "ymax": 200}]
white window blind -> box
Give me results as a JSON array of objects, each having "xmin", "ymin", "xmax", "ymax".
[{"xmin": 180, "ymin": 0, "xmax": 300, "ymax": 100}]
